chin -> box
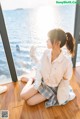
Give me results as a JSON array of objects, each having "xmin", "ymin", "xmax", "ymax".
[
  {"xmin": 47, "ymin": 46, "xmax": 51, "ymax": 49},
  {"xmin": 47, "ymin": 44, "xmax": 52, "ymax": 49}
]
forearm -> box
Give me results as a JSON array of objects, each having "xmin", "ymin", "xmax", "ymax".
[{"xmin": 33, "ymin": 69, "xmax": 42, "ymax": 90}]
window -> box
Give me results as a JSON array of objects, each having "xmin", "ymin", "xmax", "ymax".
[{"xmin": 0, "ymin": 1, "xmax": 79, "ymax": 84}]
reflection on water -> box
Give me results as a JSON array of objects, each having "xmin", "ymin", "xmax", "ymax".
[{"xmin": 0, "ymin": 5, "xmax": 80, "ymax": 84}]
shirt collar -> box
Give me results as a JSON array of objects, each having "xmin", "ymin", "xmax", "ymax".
[{"xmin": 47, "ymin": 49, "xmax": 64, "ymax": 63}]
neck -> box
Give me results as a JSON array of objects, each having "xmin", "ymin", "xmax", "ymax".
[{"xmin": 51, "ymin": 48, "xmax": 61, "ymax": 61}]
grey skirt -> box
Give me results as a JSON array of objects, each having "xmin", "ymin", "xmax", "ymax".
[{"xmin": 33, "ymin": 79, "xmax": 59, "ymax": 108}]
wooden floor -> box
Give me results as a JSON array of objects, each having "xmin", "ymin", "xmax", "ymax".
[{"xmin": 0, "ymin": 67, "xmax": 80, "ymax": 119}]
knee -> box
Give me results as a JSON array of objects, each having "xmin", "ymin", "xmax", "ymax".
[
  {"xmin": 20, "ymin": 92, "xmax": 26, "ymax": 100},
  {"xmin": 20, "ymin": 91, "xmax": 30, "ymax": 100},
  {"xmin": 26, "ymin": 99, "xmax": 36, "ymax": 106}
]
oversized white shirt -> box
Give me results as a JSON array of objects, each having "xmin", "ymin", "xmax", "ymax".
[{"xmin": 33, "ymin": 49, "xmax": 73, "ymax": 90}]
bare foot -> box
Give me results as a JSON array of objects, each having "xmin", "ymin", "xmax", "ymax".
[
  {"xmin": 21, "ymin": 77, "xmax": 35, "ymax": 83},
  {"xmin": 21, "ymin": 77, "xmax": 29, "ymax": 83}
]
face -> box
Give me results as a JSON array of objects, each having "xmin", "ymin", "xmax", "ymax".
[
  {"xmin": 47, "ymin": 39, "xmax": 52, "ymax": 49},
  {"xmin": 47, "ymin": 38, "xmax": 61, "ymax": 49}
]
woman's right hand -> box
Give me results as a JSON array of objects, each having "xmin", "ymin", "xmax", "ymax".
[{"xmin": 30, "ymin": 46, "xmax": 36, "ymax": 58}]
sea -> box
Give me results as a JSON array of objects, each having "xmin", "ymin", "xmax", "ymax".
[{"xmin": 0, "ymin": 5, "xmax": 80, "ymax": 84}]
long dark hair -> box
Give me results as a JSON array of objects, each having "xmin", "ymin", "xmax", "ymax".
[{"xmin": 48, "ymin": 29, "xmax": 75, "ymax": 56}]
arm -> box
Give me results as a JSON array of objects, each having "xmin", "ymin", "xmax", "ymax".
[
  {"xmin": 63, "ymin": 60, "xmax": 73, "ymax": 80},
  {"xmin": 30, "ymin": 46, "xmax": 40, "ymax": 64},
  {"xmin": 57, "ymin": 60, "xmax": 73, "ymax": 105},
  {"xmin": 33, "ymin": 63, "xmax": 42, "ymax": 90},
  {"xmin": 31, "ymin": 49, "xmax": 47, "ymax": 90}
]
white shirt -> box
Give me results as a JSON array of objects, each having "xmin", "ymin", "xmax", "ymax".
[
  {"xmin": 62, "ymin": 45, "xmax": 72, "ymax": 62},
  {"xmin": 34, "ymin": 49, "xmax": 73, "ymax": 90}
]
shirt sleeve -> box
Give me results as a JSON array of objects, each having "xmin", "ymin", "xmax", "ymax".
[
  {"xmin": 63, "ymin": 60, "xmax": 73, "ymax": 81},
  {"xmin": 30, "ymin": 46, "xmax": 40, "ymax": 64},
  {"xmin": 33, "ymin": 50, "xmax": 46, "ymax": 90}
]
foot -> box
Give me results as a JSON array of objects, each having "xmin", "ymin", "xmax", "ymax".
[
  {"xmin": 21, "ymin": 77, "xmax": 35, "ymax": 83},
  {"xmin": 21, "ymin": 77, "xmax": 29, "ymax": 83},
  {"xmin": 0, "ymin": 86, "xmax": 7, "ymax": 94}
]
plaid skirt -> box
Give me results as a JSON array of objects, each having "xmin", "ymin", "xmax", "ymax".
[{"xmin": 33, "ymin": 79, "xmax": 59, "ymax": 108}]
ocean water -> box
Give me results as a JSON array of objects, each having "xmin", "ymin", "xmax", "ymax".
[{"xmin": 0, "ymin": 5, "xmax": 80, "ymax": 84}]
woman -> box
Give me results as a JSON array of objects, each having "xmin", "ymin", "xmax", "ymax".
[{"xmin": 20, "ymin": 28, "xmax": 75, "ymax": 107}]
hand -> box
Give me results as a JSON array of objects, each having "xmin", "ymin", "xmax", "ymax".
[{"xmin": 30, "ymin": 46, "xmax": 36, "ymax": 58}]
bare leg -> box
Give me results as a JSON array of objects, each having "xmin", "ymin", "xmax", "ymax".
[
  {"xmin": 20, "ymin": 79, "xmax": 38, "ymax": 100},
  {"xmin": 26, "ymin": 93, "xmax": 47, "ymax": 106}
]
